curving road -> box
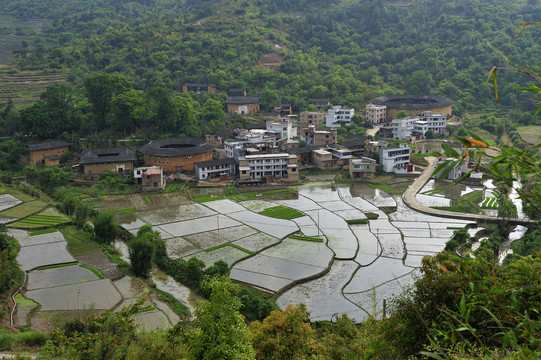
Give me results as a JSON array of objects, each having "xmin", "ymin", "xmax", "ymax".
[{"xmin": 401, "ymin": 157, "xmax": 536, "ymax": 226}]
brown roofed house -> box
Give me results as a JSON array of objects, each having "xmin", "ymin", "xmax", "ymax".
[
  {"xmin": 182, "ymin": 83, "xmax": 217, "ymax": 94},
  {"xmin": 27, "ymin": 140, "xmax": 71, "ymax": 166},
  {"xmin": 225, "ymin": 96, "xmax": 260, "ymax": 115},
  {"xmin": 79, "ymin": 147, "xmax": 137, "ymax": 177}
]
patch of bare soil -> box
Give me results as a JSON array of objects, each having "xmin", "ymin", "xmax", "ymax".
[
  {"xmin": 75, "ymin": 252, "xmax": 123, "ymax": 280},
  {"xmin": 31, "ymin": 309, "xmax": 105, "ymax": 333}
]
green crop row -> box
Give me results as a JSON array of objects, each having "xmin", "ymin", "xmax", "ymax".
[
  {"xmin": 346, "ymin": 219, "xmax": 369, "ymax": 225},
  {"xmin": 289, "ymin": 234, "xmax": 324, "ymax": 242},
  {"xmin": 259, "ymin": 205, "xmax": 304, "ymax": 220},
  {"xmin": 481, "ymin": 197, "xmax": 498, "ymax": 208}
]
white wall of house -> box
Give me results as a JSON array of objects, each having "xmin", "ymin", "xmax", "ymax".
[{"xmin": 326, "ymin": 106, "xmax": 354, "ymax": 127}]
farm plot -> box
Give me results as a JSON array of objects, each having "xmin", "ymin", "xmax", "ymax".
[
  {"xmin": 0, "ymin": 200, "xmax": 47, "ymax": 219},
  {"xmin": 193, "ymin": 195, "xmax": 225, "ymax": 203},
  {"xmin": 11, "ymin": 212, "xmax": 70, "ymax": 229},
  {"xmin": 240, "ymin": 200, "xmax": 276, "ymax": 212},
  {"xmin": 258, "ymin": 205, "xmax": 304, "ymax": 220},
  {"xmin": 27, "ymin": 265, "xmax": 99, "ymax": 290},
  {"xmin": 158, "ymin": 215, "xmax": 241, "ymax": 237},
  {"xmin": 228, "ymin": 188, "xmax": 295, "ymax": 202},
  {"xmin": 344, "ymin": 257, "xmax": 412, "ymax": 294},
  {"xmin": 228, "ymin": 211, "xmax": 298, "ymax": 239},
  {"xmin": 277, "ymin": 260, "xmax": 366, "ymax": 322},
  {"xmin": 26, "ymin": 279, "xmax": 122, "ymax": 311},
  {"xmin": 344, "ymin": 270, "xmax": 419, "ymax": 319},
  {"xmin": 400, "ymin": 228, "xmax": 432, "ymax": 238},
  {"xmin": 201, "ymin": 198, "xmax": 247, "ymax": 214},
  {"xmin": 14, "ymin": 229, "xmax": 65, "ymax": 247},
  {"xmin": 333, "ymin": 208, "xmax": 367, "ymax": 221},
  {"xmin": 116, "ymin": 213, "xmax": 147, "ymax": 230},
  {"xmin": 17, "ymin": 241, "xmax": 76, "ymax": 271},
  {"xmin": 377, "ymin": 233, "xmax": 405, "ymax": 259},
  {"xmin": 352, "ymin": 228, "xmax": 380, "ymax": 266},
  {"xmin": 263, "ymin": 238, "xmax": 333, "ymax": 268},
  {"xmin": 137, "ymin": 204, "xmax": 217, "ymax": 225},
  {"xmin": 0, "ymin": 193, "xmax": 22, "ymax": 211},
  {"xmin": 337, "ymin": 186, "xmax": 379, "ymax": 212},
  {"xmin": 273, "ymin": 196, "xmax": 321, "ymax": 212},
  {"xmin": 232, "ymin": 233, "xmax": 281, "ymax": 253},
  {"xmin": 305, "ymin": 209, "xmax": 358, "ymax": 259},
  {"xmin": 231, "ymin": 254, "xmax": 327, "ymax": 292},
  {"xmin": 318, "ymin": 200, "xmax": 356, "ymax": 212},
  {"xmin": 164, "ymin": 237, "xmax": 201, "ymax": 259},
  {"xmin": 298, "ymin": 183, "xmax": 341, "ymax": 202},
  {"xmin": 291, "ymin": 216, "xmax": 319, "ymax": 237},
  {"xmin": 185, "ymin": 246, "xmax": 251, "ymax": 268},
  {"xmin": 481, "ymin": 197, "xmax": 498, "ymax": 208},
  {"xmin": 404, "ymin": 237, "xmax": 448, "ymax": 254},
  {"xmin": 98, "ymin": 195, "xmax": 133, "ymax": 211},
  {"xmin": 183, "ymin": 225, "xmax": 258, "ymax": 250}
]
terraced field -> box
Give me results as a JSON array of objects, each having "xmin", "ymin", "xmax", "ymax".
[{"xmin": 0, "ymin": 67, "xmax": 67, "ymax": 105}]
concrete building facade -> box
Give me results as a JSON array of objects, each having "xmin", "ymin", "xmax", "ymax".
[
  {"xmin": 365, "ymin": 104, "xmax": 387, "ymax": 125},
  {"xmin": 380, "ymin": 143, "xmax": 414, "ymax": 174},
  {"xmin": 238, "ymin": 153, "xmax": 298, "ymax": 182},
  {"xmin": 326, "ymin": 106, "xmax": 354, "ymax": 127},
  {"xmin": 349, "ymin": 157, "xmax": 376, "ymax": 179}
]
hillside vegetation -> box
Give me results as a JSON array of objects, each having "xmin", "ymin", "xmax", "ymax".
[{"xmin": 0, "ymin": 0, "xmax": 539, "ymax": 117}]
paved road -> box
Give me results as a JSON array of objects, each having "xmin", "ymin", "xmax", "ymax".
[{"xmin": 401, "ymin": 157, "xmax": 536, "ymax": 226}]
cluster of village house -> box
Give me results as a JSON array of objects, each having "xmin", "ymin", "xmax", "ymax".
[{"xmin": 26, "ymin": 86, "xmax": 459, "ymax": 191}]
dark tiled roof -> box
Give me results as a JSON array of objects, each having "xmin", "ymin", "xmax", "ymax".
[
  {"xmin": 139, "ymin": 138, "xmax": 215, "ymax": 157},
  {"xmin": 184, "ymin": 83, "xmax": 216, "ymax": 87},
  {"xmin": 368, "ymin": 95, "xmax": 454, "ymax": 110},
  {"xmin": 244, "ymin": 122, "xmax": 266, "ymax": 130},
  {"xmin": 215, "ymin": 127, "xmax": 237, "ymax": 137},
  {"xmin": 286, "ymin": 147, "xmax": 311, "ymax": 154},
  {"xmin": 225, "ymin": 96, "xmax": 259, "ymax": 104},
  {"xmin": 28, "ymin": 140, "xmax": 71, "ymax": 151},
  {"xmin": 338, "ymin": 139, "xmax": 367, "ymax": 148},
  {"xmin": 79, "ymin": 147, "xmax": 136, "ymax": 164},
  {"xmin": 311, "ymin": 98, "xmax": 330, "ymax": 103},
  {"xmin": 195, "ymin": 158, "xmax": 236, "ymax": 168}
]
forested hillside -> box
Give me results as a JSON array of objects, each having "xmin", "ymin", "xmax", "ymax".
[{"xmin": 1, "ymin": 0, "xmax": 540, "ymax": 119}]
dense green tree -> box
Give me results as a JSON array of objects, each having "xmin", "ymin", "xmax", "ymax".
[
  {"xmin": 424, "ymin": 129, "xmax": 435, "ymax": 139},
  {"xmin": 93, "ymin": 210, "xmax": 118, "ymax": 244},
  {"xmin": 182, "ymin": 276, "xmax": 255, "ymax": 360},
  {"xmin": 250, "ymin": 304, "xmax": 322, "ymax": 359},
  {"xmin": 84, "ymin": 73, "xmax": 132, "ymax": 127},
  {"xmin": 128, "ymin": 232, "xmax": 156, "ymax": 278},
  {"xmin": 36, "ymin": 167, "xmax": 74, "ymax": 189}
]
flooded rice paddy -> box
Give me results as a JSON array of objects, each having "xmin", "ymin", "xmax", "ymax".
[
  {"xmin": 109, "ymin": 178, "xmax": 488, "ymax": 322},
  {"xmin": 8, "ymin": 170, "xmax": 523, "ymax": 326}
]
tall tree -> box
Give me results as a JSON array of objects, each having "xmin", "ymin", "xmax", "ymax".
[
  {"xmin": 84, "ymin": 73, "xmax": 132, "ymax": 127},
  {"xmin": 183, "ymin": 276, "xmax": 255, "ymax": 360}
]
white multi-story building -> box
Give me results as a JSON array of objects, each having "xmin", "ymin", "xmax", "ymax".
[
  {"xmin": 412, "ymin": 121, "xmax": 429, "ymax": 137},
  {"xmin": 326, "ymin": 106, "xmax": 354, "ymax": 127},
  {"xmin": 238, "ymin": 153, "xmax": 298, "ymax": 182},
  {"xmin": 194, "ymin": 158, "xmax": 237, "ymax": 180},
  {"xmin": 266, "ymin": 118, "xmax": 297, "ymax": 140},
  {"xmin": 380, "ymin": 143, "xmax": 414, "ymax": 174},
  {"xmin": 392, "ymin": 117, "xmax": 418, "ymax": 139},
  {"xmin": 418, "ymin": 111, "xmax": 447, "ymax": 134},
  {"xmin": 366, "ymin": 103, "xmax": 387, "ymax": 125},
  {"xmin": 224, "ymin": 132, "xmax": 277, "ymax": 160}
]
